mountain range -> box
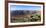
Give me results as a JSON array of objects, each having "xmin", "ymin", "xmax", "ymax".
[{"xmin": 11, "ymin": 10, "xmax": 40, "ymax": 16}]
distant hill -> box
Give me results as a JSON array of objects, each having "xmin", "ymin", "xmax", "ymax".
[{"xmin": 11, "ymin": 10, "xmax": 40, "ymax": 16}]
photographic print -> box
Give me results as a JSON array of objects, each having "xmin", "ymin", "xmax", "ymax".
[{"xmin": 8, "ymin": 2, "xmax": 44, "ymax": 26}]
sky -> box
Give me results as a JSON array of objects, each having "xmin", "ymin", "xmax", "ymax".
[{"xmin": 10, "ymin": 5, "xmax": 41, "ymax": 11}]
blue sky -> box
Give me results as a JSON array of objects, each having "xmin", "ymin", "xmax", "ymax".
[{"xmin": 10, "ymin": 5, "xmax": 41, "ymax": 11}]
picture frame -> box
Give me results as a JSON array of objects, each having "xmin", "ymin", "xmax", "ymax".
[{"xmin": 5, "ymin": 1, "xmax": 45, "ymax": 27}]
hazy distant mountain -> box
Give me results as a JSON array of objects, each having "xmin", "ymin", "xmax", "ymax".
[
  {"xmin": 11, "ymin": 10, "xmax": 24, "ymax": 16},
  {"xmin": 11, "ymin": 10, "xmax": 40, "ymax": 16}
]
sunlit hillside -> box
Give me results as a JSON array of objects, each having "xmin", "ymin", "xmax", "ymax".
[{"xmin": 11, "ymin": 10, "xmax": 41, "ymax": 23}]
